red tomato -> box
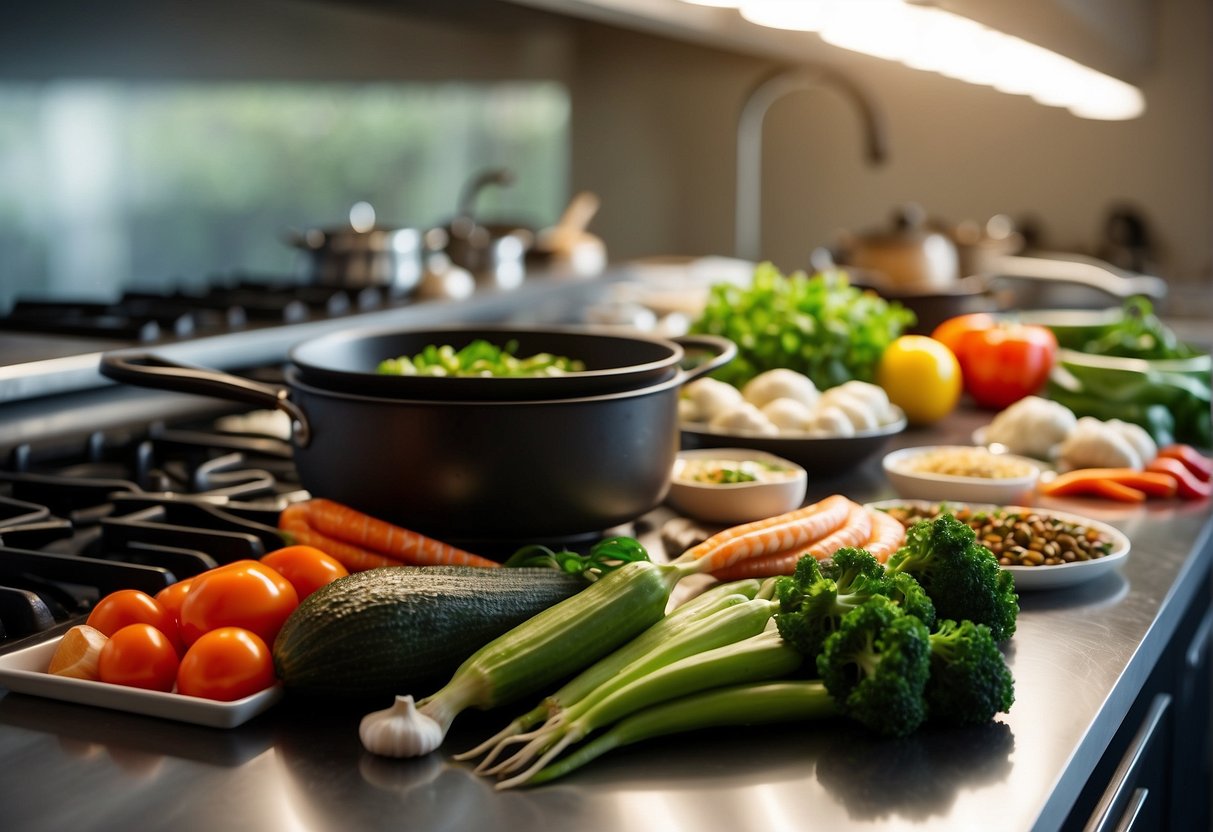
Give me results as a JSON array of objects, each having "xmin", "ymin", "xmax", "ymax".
[
  {"xmin": 176, "ymin": 627, "xmax": 276, "ymax": 701},
  {"xmin": 87, "ymin": 590, "xmax": 178, "ymax": 646},
  {"xmin": 952, "ymin": 322, "xmax": 1058, "ymax": 409},
  {"xmin": 154, "ymin": 578, "xmax": 195, "ymax": 648},
  {"xmin": 178, "ymin": 560, "xmax": 299, "ymax": 647},
  {"xmin": 260, "ymin": 545, "xmax": 349, "ymax": 600},
  {"xmin": 930, "ymin": 313, "xmax": 997, "ymax": 358},
  {"xmin": 97, "ymin": 623, "xmax": 180, "ymax": 692}
]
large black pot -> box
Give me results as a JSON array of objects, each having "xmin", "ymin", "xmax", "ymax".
[
  {"xmin": 289, "ymin": 325, "xmax": 723, "ymax": 400},
  {"xmin": 99, "ymin": 337, "xmax": 735, "ymax": 545}
]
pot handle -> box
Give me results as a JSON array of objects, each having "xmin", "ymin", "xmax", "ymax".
[
  {"xmin": 671, "ymin": 334, "xmax": 737, "ymax": 384},
  {"xmin": 98, "ymin": 352, "xmax": 312, "ymax": 447}
]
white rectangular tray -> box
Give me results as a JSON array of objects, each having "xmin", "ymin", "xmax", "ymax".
[{"xmin": 0, "ymin": 636, "xmax": 282, "ymax": 728}]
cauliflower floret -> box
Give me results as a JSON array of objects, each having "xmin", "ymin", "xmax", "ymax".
[
  {"xmin": 761, "ymin": 397, "xmax": 813, "ymax": 432},
  {"xmin": 742, "ymin": 369, "xmax": 819, "ymax": 410},
  {"xmin": 1057, "ymin": 417, "xmax": 1145, "ymax": 470},
  {"xmin": 983, "ymin": 396, "xmax": 1078, "ymax": 458},
  {"xmin": 806, "ymin": 405, "xmax": 857, "ymax": 438},
  {"xmin": 682, "ymin": 378, "xmax": 743, "ymax": 423},
  {"xmin": 709, "ymin": 401, "xmax": 779, "ymax": 436}
]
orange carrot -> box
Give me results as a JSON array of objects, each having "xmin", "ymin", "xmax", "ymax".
[
  {"xmin": 861, "ymin": 508, "xmax": 907, "ymax": 564},
  {"xmin": 679, "ymin": 495, "xmax": 854, "ymax": 574},
  {"xmin": 1087, "ymin": 479, "xmax": 1148, "ymax": 502},
  {"xmin": 708, "ymin": 501, "xmax": 872, "ymax": 581},
  {"xmin": 1038, "ymin": 468, "xmax": 1174, "ymax": 501},
  {"xmin": 278, "ymin": 502, "xmax": 409, "ymax": 572},
  {"xmin": 279, "ymin": 499, "xmax": 500, "ymax": 570}
]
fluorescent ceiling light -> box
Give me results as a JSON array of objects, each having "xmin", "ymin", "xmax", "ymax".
[
  {"xmin": 701, "ymin": 0, "xmax": 1146, "ymax": 120},
  {"xmin": 680, "ymin": 0, "xmax": 742, "ymax": 7}
]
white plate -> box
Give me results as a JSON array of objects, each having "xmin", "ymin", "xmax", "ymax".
[
  {"xmin": 0, "ymin": 637, "xmax": 282, "ymax": 728},
  {"xmin": 866, "ymin": 499, "xmax": 1131, "ymax": 592}
]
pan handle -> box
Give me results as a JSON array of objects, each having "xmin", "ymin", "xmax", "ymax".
[
  {"xmin": 671, "ymin": 334, "xmax": 737, "ymax": 384},
  {"xmin": 98, "ymin": 352, "xmax": 312, "ymax": 447}
]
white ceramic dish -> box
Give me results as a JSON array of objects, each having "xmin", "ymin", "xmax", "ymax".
[
  {"xmin": 0, "ymin": 636, "xmax": 282, "ymax": 728},
  {"xmin": 866, "ymin": 499, "xmax": 1131, "ymax": 592},
  {"xmin": 668, "ymin": 448, "xmax": 807, "ymax": 525},
  {"xmin": 882, "ymin": 445, "xmax": 1043, "ymax": 504},
  {"xmin": 680, "ymin": 407, "xmax": 906, "ymax": 478}
]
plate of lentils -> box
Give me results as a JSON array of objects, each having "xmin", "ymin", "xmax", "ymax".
[{"xmin": 869, "ymin": 500, "xmax": 1130, "ymax": 591}]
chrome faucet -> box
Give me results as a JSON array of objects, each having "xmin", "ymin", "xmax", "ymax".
[{"xmin": 735, "ymin": 65, "xmax": 888, "ymax": 261}]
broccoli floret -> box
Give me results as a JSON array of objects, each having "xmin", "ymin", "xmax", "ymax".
[
  {"xmin": 774, "ymin": 549, "xmax": 889, "ymax": 659},
  {"xmin": 925, "ymin": 619, "xmax": 1015, "ymax": 727},
  {"xmin": 821, "ymin": 546, "xmax": 885, "ymax": 585},
  {"xmin": 816, "ymin": 597, "xmax": 931, "ymax": 737},
  {"xmin": 885, "ymin": 514, "xmax": 1019, "ymax": 641},
  {"xmin": 883, "ymin": 571, "xmax": 936, "ymax": 630}
]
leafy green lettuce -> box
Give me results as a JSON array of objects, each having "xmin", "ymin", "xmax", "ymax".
[{"xmin": 689, "ymin": 262, "xmax": 915, "ymax": 390}]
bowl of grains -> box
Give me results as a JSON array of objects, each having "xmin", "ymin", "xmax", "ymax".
[{"xmin": 882, "ymin": 445, "xmax": 1043, "ymax": 504}]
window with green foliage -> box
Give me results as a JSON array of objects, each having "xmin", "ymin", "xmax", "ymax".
[{"xmin": 0, "ymin": 81, "xmax": 569, "ymax": 310}]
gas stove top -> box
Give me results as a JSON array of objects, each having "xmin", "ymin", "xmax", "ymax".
[
  {"xmin": 0, "ymin": 272, "xmax": 614, "ymax": 404},
  {"xmin": 0, "ymin": 401, "xmax": 302, "ymax": 650}
]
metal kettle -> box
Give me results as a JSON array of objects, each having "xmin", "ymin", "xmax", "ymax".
[{"xmin": 836, "ymin": 203, "xmax": 960, "ymax": 292}]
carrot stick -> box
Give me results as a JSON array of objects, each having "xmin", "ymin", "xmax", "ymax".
[
  {"xmin": 295, "ymin": 499, "xmax": 500, "ymax": 568},
  {"xmin": 279, "ymin": 503, "xmax": 409, "ymax": 571},
  {"xmin": 1084, "ymin": 479, "xmax": 1149, "ymax": 503},
  {"xmin": 863, "ymin": 508, "xmax": 907, "ymax": 564},
  {"xmin": 1038, "ymin": 468, "xmax": 1173, "ymax": 500},
  {"xmin": 679, "ymin": 496, "xmax": 854, "ymax": 574}
]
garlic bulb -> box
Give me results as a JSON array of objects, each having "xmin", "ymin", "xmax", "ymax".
[{"xmin": 359, "ymin": 695, "xmax": 445, "ymax": 758}]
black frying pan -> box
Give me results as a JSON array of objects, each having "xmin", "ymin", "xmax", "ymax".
[{"xmin": 288, "ymin": 325, "xmax": 720, "ymax": 400}]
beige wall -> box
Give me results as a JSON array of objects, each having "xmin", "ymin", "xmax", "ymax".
[{"xmin": 564, "ymin": 0, "xmax": 1212, "ymax": 298}]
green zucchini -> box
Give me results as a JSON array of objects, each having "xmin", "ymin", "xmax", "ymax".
[{"xmin": 272, "ymin": 566, "xmax": 587, "ymax": 699}]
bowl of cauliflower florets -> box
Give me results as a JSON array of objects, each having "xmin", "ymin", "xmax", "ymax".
[{"xmin": 678, "ymin": 369, "xmax": 906, "ymax": 475}]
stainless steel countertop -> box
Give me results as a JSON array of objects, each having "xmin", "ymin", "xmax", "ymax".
[{"xmin": 0, "ymin": 409, "xmax": 1211, "ymax": 832}]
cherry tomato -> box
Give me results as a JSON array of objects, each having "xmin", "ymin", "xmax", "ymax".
[
  {"xmin": 154, "ymin": 578, "xmax": 195, "ymax": 648},
  {"xmin": 930, "ymin": 313, "xmax": 997, "ymax": 358},
  {"xmin": 953, "ymin": 323, "xmax": 1058, "ymax": 409},
  {"xmin": 87, "ymin": 589, "xmax": 177, "ymax": 645},
  {"xmin": 178, "ymin": 560, "xmax": 299, "ymax": 647},
  {"xmin": 177, "ymin": 627, "xmax": 276, "ymax": 701},
  {"xmin": 260, "ymin": 545, "xmax": 349, "ymax": 600},
  {"xmin": 97, "ymin": 623, "xmax": 180, "ymax": 692}
]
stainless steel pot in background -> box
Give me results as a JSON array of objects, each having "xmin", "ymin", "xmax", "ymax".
[
  {"xmin": 286, "ymin": 201, "xmax": 427, "ymax": 295},
  {"xmin": 442, "ymin": 168, "xmax": 535, "ymax": 290}
]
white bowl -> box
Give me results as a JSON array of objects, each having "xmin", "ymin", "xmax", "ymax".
[
  {"xmin": 667, "ymin": 448, "xmax": 808, "ymax": 525},
  {"xmin": 881, "ymin": 445, "xmax": 1042, "ymax": 504}
]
